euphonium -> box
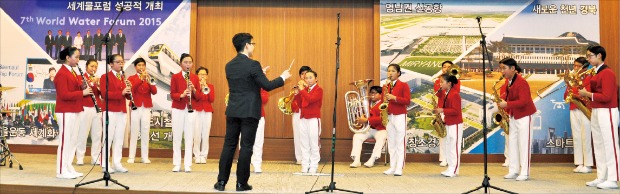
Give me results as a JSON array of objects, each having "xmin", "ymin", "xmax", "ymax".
[
  {"xmin": 430, "ymin": 91, "xmax": 446, "ymax": 138},
  {"xmin": 345, "ymin": 79, "xmax": 373, "ymax": 134},
  {"xmin": 491, "ymin": 77, "xmax": 510, "ymax": 134},
  {"xmin": 277, "ymin": 87, "xmax": 298, "ymax": 115},
  {"xmin": 449, "ymin": 63, "xmax": 462, "ymax": 79},
  {"xmin": 378, "ymin": 83, "xmax": 390, "ymax": 127}
]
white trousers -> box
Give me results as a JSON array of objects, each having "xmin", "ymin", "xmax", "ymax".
[
  {"xmin": 300, "ymin": 118, "xmax": 321, "ymax": 169},
  {"xmin": 439, "ymin": 137, "xmax": 447, "ymax": 162},
  {"xmin": 508, "ymin": 115, "xmax": 532, "ymax": 176},
  {"xmin": 569, "ymin": 109, "xmax": 593, "ymax": 166},
  {"xmin": 129, "ymin": 107, "xmax": 151, "ymax": 160},
  {"xmin": 251, "ymin": 117, "xmax": 265, "ymax": 166},
  {"xmin": 172, "ymin": 108, "xmax": 194, "ymax": 167},
  {"xmin": 101, "ymin": 111, "xmax": 127, "ymax": 168},
  {"xmin": 193, "ymin": 111, "xmax": 212, "ymax": 159},
  {"xmin": 591, "ymin": 108, "xmax": 620, "ymax": 181},
  {"xmin": 386, "ymin": 114, "xmax": 407, "ymax": 172},
  {"xmin": 56, "ymin": 112, "xmax": 80, "ymax": 175},
  {"xmin": 292, "ymin": 112, "xmax": 302, "ymax": 162},
  {"xmin": 76, "ymin": 107, "xmax": 102, "ymax": 164},
  {"xmin": 350, "ymin": 129, "xmax": 387, "ymax": 162},
  {"xmin": 445, "ymin": 123, "xmax": 463, "ymax": 175}
]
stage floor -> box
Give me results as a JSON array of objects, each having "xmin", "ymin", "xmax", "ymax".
[{"xmin": 0, "ymin": 153, "xmax": 617, "ymax": 193}]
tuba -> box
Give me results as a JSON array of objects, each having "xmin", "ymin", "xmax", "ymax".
[
  {"xmin": 430, "ymin": 90, "xmax": 446, "ymax": 138},
  {"xmin": 491, "ymin": 77, "xmax": 510, "ymax": 134},
  {"xmin": 345, "ymin": 79, "xmax": 373, "ymax": 134},
  {"xmin": 277, "ymin": 87, "xmax": 298, "ymax": 115}
]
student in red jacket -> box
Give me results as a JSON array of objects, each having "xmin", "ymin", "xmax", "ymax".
[
  {"xmin": 434, "ymin": 74, "xmax": 463, "ymax": 177},
  {"xmin": 564, "ymin": 57, "xmax": 593, "ymax": 174},
  {"xmin": 193, "ymin": 67, "xmax": 214, "ymax": 164},
  {"xmin": 55, "ymin": 47, "xmax": 92, "ymax": 179},
  {"xmin": 251, "ymin": 88, "xmax": 269, "ymax": 173},
  {"xmin": 435, "ymin": 61, "xmax": 460, "ymax": 167},
  {"xmin": 75, "ymin": 59, "xmax": 102, "ymax": 166},
  {"xmin": 127, "ymin": 58, "xmax": 157, "ymax": 164},
  {"xmin": 350, "ymin": 86, "xmax": 387, "ymax": 168},
  {"xmin": 383, "ymin": 64, "xmax": 411, "ymax": 176},
  {"xmin": 292, "ymin": 66, "xmax": 312, "ymax": 165},
  {"xmin": 578, "ymin": 45, "xmax": 619, "ymax": 189},
  {"xmin": 295, "ymin": 70, "xmax": 323, "ymax": 173},
  {"xmin": 170, "ymin": 53, "xmax": 205, "ymax": 172},
  {"xmin": 100, "ymin": 54, "xmax": 132, "ymax": 173},
  {"xmin": 497, "ymin": 58, "xmax": 536, "ymax": 181}
]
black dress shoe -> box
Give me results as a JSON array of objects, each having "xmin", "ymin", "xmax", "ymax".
[
  {"xmin": 214, "ymin": 181, "xmax": 226, "ymax": 191},
  {"xmin": 236, "ymin": 182, "xmax": 253, "ymax": 191}
]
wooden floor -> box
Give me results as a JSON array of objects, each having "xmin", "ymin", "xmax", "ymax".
[{"xmin": 0, "ymin": 153, "xmax": 618, "ymax": 193}]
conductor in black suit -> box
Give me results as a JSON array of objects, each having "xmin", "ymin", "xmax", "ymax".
[
  {"xmin": 214, "ymin": 33, "xmax": 291, "ymax": 192},
  {"xmin": 45, "ymin": 30, "xmax": 54, "ymax": 57}
]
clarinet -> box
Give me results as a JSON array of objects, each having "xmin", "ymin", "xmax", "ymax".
[
  {"xmin": 120, "ymin": 70, "xmax": 138, "ymax": 110},
  {"xmin": 76, "ymin": 66, "xmax": 101, "ymax": 113},
  {"xmin": 185, "ymin": 74, "xmax": 194, "ymax": 113}
]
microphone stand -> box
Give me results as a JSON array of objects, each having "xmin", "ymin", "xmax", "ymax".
[
  {"xmin": 464, "ymin": 16, "xmax": 515, "ymax": 194},
  {"xmin": 75, "ymin": 7, "xmax": 129, "ymax": 190},
  {"xmin": 306, "ymin": 13, "xmax": 362, "ymax": 194}
]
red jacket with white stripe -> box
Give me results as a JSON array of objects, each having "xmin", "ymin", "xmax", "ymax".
[
  {"xmin": 505, "ymin": 74, "xmax": 536, "ymax": 119},
  {"xmin": 195, "ymin": 83, "xmax": 215, "ymax": 112},
  {"xmin": 261, "ymin": 89, "xmax": 268, "ymax": 117},
  {"xmin": 100, "ymin": 71, "xmax": 130, "ymax": 113},
  {"xmin": 386, "ymin": 79, "xmax": 410, "ymax": 115},
  {"xmin": 368, "ymin": 99, "xmax": 386, "ymax": 131},
  {"xmin": 80, "ymin": 72, "xmax": 102, "ymax": 108},
  {"xmin": 299, "ymin": 84, "xmax": 323, "ymax": 119},
  {"xmin": 170, "ymin": 71, "xmax": 206, "ymax": 110},
  {"xmin": 127, "ymin": 74, "xmax": 157, "ymax": 108},
  {"xmin": 442, "ymin": 88, "xmax": 463, "ymax": 125}
]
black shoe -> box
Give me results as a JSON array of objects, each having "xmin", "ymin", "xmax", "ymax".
[
  {"xmin": 214, "ymin": 181, "xmax": 226, "ymax": 191},
  {"xmin": 236, "ymin": 182, "xmax": 253, "ymax": 191}
]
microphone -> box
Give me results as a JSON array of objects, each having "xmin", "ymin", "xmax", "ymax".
[{"xmin": 476, "ymin": 16, "xmax": 482, "ymax": 22}]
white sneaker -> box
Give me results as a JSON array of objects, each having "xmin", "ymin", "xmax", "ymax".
[
  {"xmin": 76, "ymin": 160, "xmax": 84, "ymax": 166},
  {"xmin": 586, "ymin": 179, "xmax": 605, "ymax": 187},
  {"xmin": 127, "ymin": 158, "xmax": 135, "ymax": 164},
  {"xmin": 596, "ymin": 181, "xmax": 619, "ymax": 189},
  {"xmin": 439, "ymin": 161, "xmax": 447, "ymax": 167},
  {"xmin": 200, "ymin": 157, "xmax": 207, "ymax": 164},
  {"xmin": 573, "ymin": 165, "xmax": 583, "ymax": 173},
  {"xmin": 142, "ymin": 158, "xmax": 151, "ymax": 164},
  {"xmin": 394, "ymin": 170, "xmax": 403, "ymax": 176},
  {"xmin": 349, "ymin": 161, "xmax": 361, "ymax": 168},
  {"xmin": 115, "ymin": 166, "xmax": 128, "ymax": 173},
  {"xmin": 254, "ymin": 165, "xmax": 262, "ymax": 173},
  {"xmin": 578, "ymin": 166, "xmax": 592, "ymax": 173},
  {"xmin": 504, "ymin": 173, "xmax": 518, "ymax": 179},
  {"xmin": 301, "ymin": 167, "xmax": 309, "ymax": 173},
  {"xmin": 56, "ymin": 173, "xmax": 78, "ymax": 179},
  {"xmin": 516, "ymin": 175, "xmax": 528, "ymax": 181},
  {"xmin": 383, "ymin": 169, "xmax": 395, "ymax": 175},
  {"xmin": 441, "ymin": 171, "xmax": 456, "ymax": 177},
  {"xmin": 185, "ymin": 166, "xmax": 191, "ymax": 173},
  {"xmin": 296, "ymin": 160, "xmax": 302, "ymax": 165},
  {"xmin": 172, "ymin": 165, "xmax": 181, "ymax": 172},
  {"xmin": 195, "ymin": 158, "xmax": 201, "ymax": 164},
  {"xmin": 502, "ymin": 161, "xmax": 509, "ymax": 167},
  {"xmin": 71, "ymin": 171, "xmax": 84, "ymax": 177},
  {"xmin": 308, "ymin": 168, "xmax": 317, "ymax": 173},
  {"xmin": 364, "ymin": 160, "xmax": 375, "ymax": 168}
]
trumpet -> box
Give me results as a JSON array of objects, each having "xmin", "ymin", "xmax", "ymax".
[
  {"xmin": 200, "ymin": 78, "xmax": 210, "ymax": 94},
  {"xmin": 139, "ymin": 70, "xmax": 156, "ymax": 85},
  {"xmin": 76, "ymin": 66, "xmax": 101, "ymax": 113},
  {"xmin": 121, "ymin": 70, "xmax": 138, "ymax": 110},
  {"xmin": 185, "ymin": 74, "xmax": 194, "ymax": 113}
]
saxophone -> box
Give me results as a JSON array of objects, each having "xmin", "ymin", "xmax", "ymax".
[
  {"xmin": 564, "ymin": 67, "xmax": 594, "ymax": 119},
  {"xmin": 491, "ymin": 77, "xmax": 510, "ymax": 134},
  {"xmin": 378, "ymin": 83, "xmax": 390, "ymax": 127},
  {"xmin": 430, "ymin": 90, "xmax": 446, "ymax": 138}
]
